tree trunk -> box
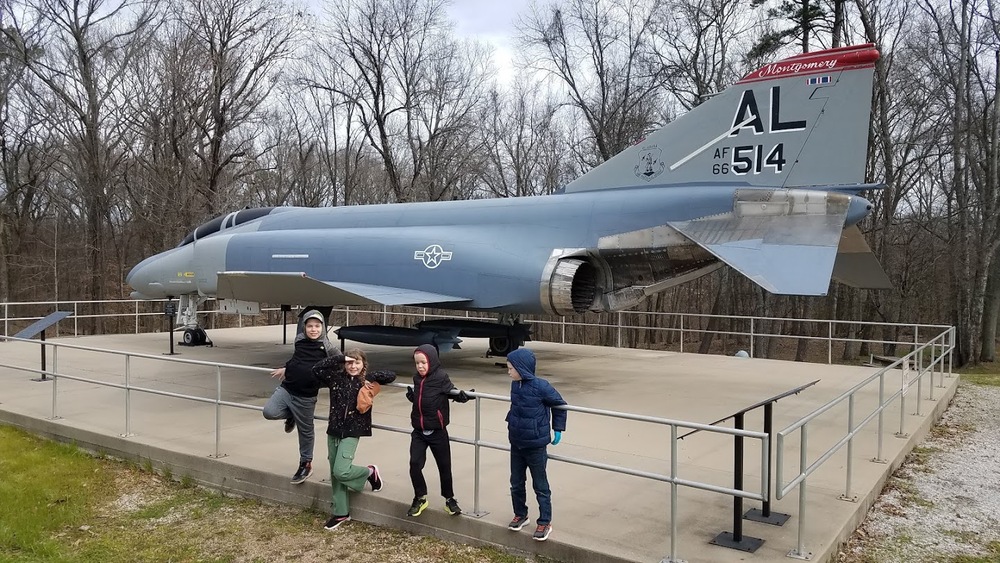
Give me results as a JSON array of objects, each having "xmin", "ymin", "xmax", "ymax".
[{"xmin": 980, "ymin": 256, "xmax": 1000, "ymax": 362}]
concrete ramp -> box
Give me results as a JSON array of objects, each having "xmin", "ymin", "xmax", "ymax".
[{"xmin": 0, "ymin": 326, "xmax": 957, "ymax": 562}]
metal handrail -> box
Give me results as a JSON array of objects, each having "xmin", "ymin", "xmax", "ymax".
[
  {"xmin": 773, "ymin": 326, "xmax": 954, "ymax": 559},
  {"xmin": 0, "ymin": 333, "xmax": 769, "ymax": 563}
]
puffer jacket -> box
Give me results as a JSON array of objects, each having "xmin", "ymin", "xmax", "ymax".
[
  {"xmin": 506, "ymin": 348, "xmax": 567, "ymax": 449},
  {"xmin": 280, "ymin": 310, "xmax": 335, "ymax": 398},
  {"xmin": 410, "ymin": 344, "xmax": 456, "ymax": 431},
  {"xmin": 313, "ymin": 354, "xmax": 396, "ymax": 438},
  {"xmin": 281, "ymin": 337, "xmax": 329, "ymax": 398}
]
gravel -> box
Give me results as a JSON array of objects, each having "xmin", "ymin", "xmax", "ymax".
[{"xmin": 837, "ymin": 382, "xmax": 1000, "ymax": 562}]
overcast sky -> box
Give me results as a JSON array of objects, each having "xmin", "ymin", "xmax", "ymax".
[{"xmin": 446, "ymin": 0, "xmax": 536, "ymax": 83}]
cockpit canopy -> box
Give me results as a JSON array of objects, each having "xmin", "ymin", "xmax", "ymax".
[{"xmin": 178, "ymin": 207, "xmax": 276, "ymax": 247}]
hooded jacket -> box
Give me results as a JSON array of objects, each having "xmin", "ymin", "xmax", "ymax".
[
  {"xmin": 506, "ymin": 348, "xmax": 567, "ymax": 449},
  {"xmin": 410, "ymin": 344, "xmax": 456, "ymax": 431},
  {"xmin": 280, "ymin": 310, "xmax": 333, "ymax": 398},
  {"xmin": 313, "ymin": 355, "xmax": 396, "ymax": 438}
]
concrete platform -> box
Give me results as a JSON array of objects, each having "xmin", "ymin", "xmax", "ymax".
[{"xmin": 0, "ymin": 326, "xmax": 957, "ymax": 562}]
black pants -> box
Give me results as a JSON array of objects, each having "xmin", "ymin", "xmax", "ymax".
[{"xmin": 409, "ymin": 428, "xmax": 454, "ymax": 499}]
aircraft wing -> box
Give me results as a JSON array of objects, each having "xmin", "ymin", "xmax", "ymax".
[
  {"xmin": 831, "ymin": 226, "xmax": 893, "ymax": 289},
  {"xmin": 216, "ymin": 271, "xmax": 472, "ymax": 307},
  {"xmin": 668, "ymin": 193, "xmax": 849, "ymax": 296}
]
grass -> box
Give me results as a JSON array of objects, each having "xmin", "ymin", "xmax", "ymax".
[
  {"xmin": 957, "ymin": 361, "xmax": 1000, "ymax": 386},
  {"xmin": 949, "ymin": 540, "xmax": 1000, "ymax": 562},
  {"xmin": 0, "ymin": 425, "xmax": 541, "ymax": 563},
  {"xmin": 837, "ymin": 361, "xmax": 1000, "ymax": 563},
  {"xmin": 0, "ymin": 426, "xmax": 113, "ymax": 561}
]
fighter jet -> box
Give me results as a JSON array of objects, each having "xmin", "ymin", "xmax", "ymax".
[{"xmin": 127, "ymin": 43, "xmax": 890, "ymax": 355}]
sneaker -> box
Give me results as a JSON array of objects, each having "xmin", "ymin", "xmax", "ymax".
[
  {"xmin": 407, "ymin": 496, "xmax": 428, "ymax": 517},
  {"xmin": 508, "ymin": 515, "xmax": 530, "ymax": 531},
  {"xmin": 324, "ymin": 514, "xmax": 350, "ymax": 530},
  {"xmin": 367, "ymin": 464, "xmax": 383, "ymax": 492},
  {"xmin": 284, "ymin": 418, "xmax": 295, "ymax": 433},
  {"xmin": 290, "ymin": 461, "xmax": 312, "ymax": 484},
  {"xmin": 533, "ymin": 524, "xmax": 552, "ymax": 541},
  {"xmin": 444, "ymin": 497, "xmax": 462, "ymax": 516}
]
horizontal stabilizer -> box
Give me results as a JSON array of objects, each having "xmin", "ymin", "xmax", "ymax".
[
  {"xmin": 216, "ymin": 272, "xmax": 471, "ymax": 307},
  {"xmin": 832, "ymin": 226, "xmax": 892, "ymax": 289},
  {"xmin": 668, "ymin": 191, "xmax": 849, "ymax": 296}
]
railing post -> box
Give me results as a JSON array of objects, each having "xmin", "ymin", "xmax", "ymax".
[
  {"xmin": 896, "ymin": 364, "xmax": 908, "ymax": 438},
  {"xmin": 49, "ymin": 346, "xmax": 60, "ymax": 420},
  {"xmin": 788, "ymin": 425, "xmax": 811, "ymax": 559},
  {"xmin": 472, "ymin": 396, "xmax": 485, "ymax": 517},
  {"xmin": 668, "ymin": 424, "xmax": 681, "ymax": 562},
  {"xmin": 915, "ymin": 356, "xmax": 923, "ymax": 416},
  {"xmin": 827, "ymin": 321, "xmax": 833, "ymax": 365},
  {"xmin": 123, "ymin": 355, "xmax": 134, "ymax": 437},
  {"xmin": 928, "ymin": 343, "xmax": 936, "ymax": 400},
  {"xmin": 3, "ymin": 302, "xmax": 7, "ymax": 335},
  {"xmin": 949, "ymin": 327, "xmax": 955, "ymax": 377},
  {"xmin": 750, "ymin": 318, "xmax": 755, "ymax": 358},
  {"xmin": 383, "ymin": 305, "xmax": 388, "ymax": 325},
  {"xmin": 135, "ymin": 301, "xmax": 140, "ymax": 334},
  {"xmin": 74, "ymin": 302, "xmax": 78, "ymax": 335},
  {"xmin": 839, "ymin": 394, "xmax": 857, "ymax": 501},
  {"xmin": 679, "ymin": 314, "xmax": 684, "ymax": 354},
  {"xmin": 874, "ymin": 372, "xmax": 886, "ymax": 463},
  {"xmin": 933, "ymin": 340, "xmax": 940, "ymax": 388},
  {"xmin": 617, "ymin": 312, "xmax": 622, "ymax": 348},
  {"xmin": 561, "ymin": 316, "xmax": 566, "ymax": 344},
  {"xmin": 214, "ymin": 365, "xmax": 223, "ymax": 458}
]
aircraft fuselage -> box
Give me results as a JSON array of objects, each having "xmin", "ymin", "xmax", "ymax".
[{"xmin": 127, "ymin": 183, "xmax": 872, "ymax": 317}]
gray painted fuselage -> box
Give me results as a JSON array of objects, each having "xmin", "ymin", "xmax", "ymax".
[{"xmin": 128, "ymin": 184, "xmax": 741, "ymax": 313}]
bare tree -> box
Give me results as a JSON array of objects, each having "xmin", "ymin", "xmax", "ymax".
[
  {"xmin": 0, "ymin": 79, "xmax": 58, "ymax": 301},
  {"xmin": 969, "ymin": 5, "xmax": 1000, "ymax": 361},
  {"xmin": 477, "ymin": 83, "xmax": 566, "ymax": 198},
  {"xmin": 176, "ymin": 0, "xmax": 307, "ymax": 217},
  {"xmin": 311, "ymin": 0, "xmax": 491, "ymax": 203},
  {"xmin": 3, "ymin": 0, "xmax": 161, "ymax": 312},
  {"xmin": 518, "ymin": 0, "xmax": 666, "ymax": 169},
  {"xmin": 651, "ymin": 0, "xmax": 756, "ymax": 111}
]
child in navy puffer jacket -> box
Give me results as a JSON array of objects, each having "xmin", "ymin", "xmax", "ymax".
[{"xmin": 505, "ymin": 347, "xmax": 567, "ymax": 542}]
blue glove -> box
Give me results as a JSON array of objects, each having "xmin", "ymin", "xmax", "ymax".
[{"xmin": 551, "ymin": 431, "xmax": 562, "ymax": 445}]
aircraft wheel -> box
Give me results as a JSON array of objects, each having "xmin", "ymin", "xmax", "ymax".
[
  {"xmin": 194, "ymin": 328, "xmax": 207, "ymax": 345},
  {"xmin": 488, "ymin": 336, "xmax": 519, "ymax": 356},
  {"xmin": 182, "ymin": 328, "xmax": 197, "ymax": 345}
]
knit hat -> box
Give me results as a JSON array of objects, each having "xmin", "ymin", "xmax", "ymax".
[{"xmin": 302, "ymin": 310, "xmax": 325, "ymax": 325}]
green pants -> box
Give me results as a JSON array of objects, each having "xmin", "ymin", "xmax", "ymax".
[{"xmin": 327, "ymin": 435, "xmax": 370, "ymax": 516}]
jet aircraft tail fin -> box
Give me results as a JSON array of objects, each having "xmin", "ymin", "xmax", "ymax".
[{"xmin": 564, "ymin": 44, "xmax": 879, "ymax": 193}]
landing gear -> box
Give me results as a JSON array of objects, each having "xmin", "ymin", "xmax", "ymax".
[
  {"xmin": 488, "ymin": 335, "xmax": 518, "ymax": 356},
  {"xmin": 175, "ymin": 294, "xmax": 212, "ymax": 347},
  {"xmin": 181, "ymin": 327, "xmax": 209, "ymax": 346}
]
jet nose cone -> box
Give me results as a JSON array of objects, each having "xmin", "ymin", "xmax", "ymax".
[
  {"xmin": 126, "ymin": 254, "xmax": 163, "ymax": 298},
  {"xmin": 845, "ymin": 195, "xmax": 874, "ymax": 227},
  {"xmin": 127, "ymin": 246, "xmax": 195, "ymax": 299}
]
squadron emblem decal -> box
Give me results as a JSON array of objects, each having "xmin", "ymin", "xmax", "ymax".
[
  {"xmin": 414, "ymin": 244, "xmax": 453, "ymax": 269},
  {"xmin": 634, "ymin": 146, "xmax": 665, "ymax": 181}
]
